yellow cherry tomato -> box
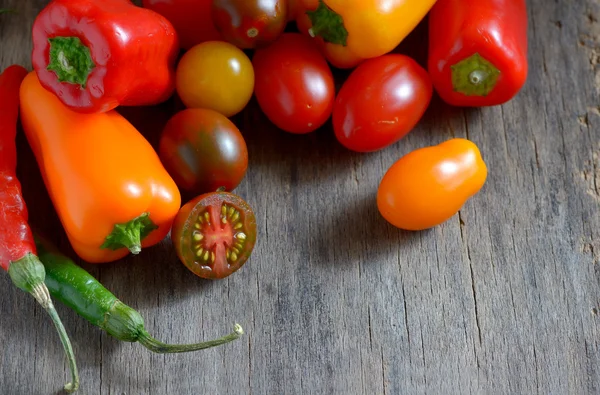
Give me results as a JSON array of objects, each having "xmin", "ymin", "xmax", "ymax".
[
  {"xmin": 176, "ymin": 41, "xmax": 255, "ymax": 117},
  {"xmin": 377, "ymin": 138, "xmax": 488, "ymax": 231}
]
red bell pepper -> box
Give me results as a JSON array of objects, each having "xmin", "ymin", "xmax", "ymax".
[
  {"xmin": 427, "ymin": 0, "xmax": 529, "ymax": 107},
  {"xmin": 31, "ymin": 0, "xmax": 180, "ymax": 114}
]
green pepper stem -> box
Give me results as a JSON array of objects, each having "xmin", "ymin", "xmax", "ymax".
[
  {"xmin": 305, "ymin": 0, "xmax": 348, "ymax": 46},
  {"xmin": 101, "ymin": 212, "xmax": 158, "ymax": 254},
  {"xmin": 9, "ymin": 255, "xmax": 79, "ymax": 393},
  {"xmin": 137, "ymin": 324, "xmax": 244, "ymax": 354},
  {"xmin": 47, "ymin": 36, "xmax": 95, "ymax": 88},
  {"xmin": 38, "ymin": 290, "xmax": 80, "ymax": 393},
  {"xmin": 450, "ymin": 52, "xmax": 501, "ymax": 97}
]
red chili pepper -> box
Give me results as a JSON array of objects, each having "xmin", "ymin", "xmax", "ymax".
[
  {"xmin": 427, "ymin": 0, "xmax": 528, "ymax": 107},
  {"xmin": 31, "ymin": 0, "xmax": 179, "ymax": 114},
  {"xmin": 0, "ymin": 65, "xmax": 80, "ymax": 392}
]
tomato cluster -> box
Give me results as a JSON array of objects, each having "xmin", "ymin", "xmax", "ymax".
[{"xmin": 140, "ymin": 0, "xmax": 492, "ymax": 279}]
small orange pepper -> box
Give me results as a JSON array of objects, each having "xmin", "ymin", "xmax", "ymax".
[
  {"xmin": 296, "ymin": 0, "xmax": 437, "ymax": 68},
  {"xmin": 19, "ymin": 71, "xmax": 181, "ymax": 263},
  {"xmin": 377, "ymin": 139, "xmax": 488, "ymax": 231}
]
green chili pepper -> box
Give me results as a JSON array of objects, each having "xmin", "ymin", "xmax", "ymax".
[{"xmin": 34, "ymin": 235, "xmax": 243, "ymax": 353}]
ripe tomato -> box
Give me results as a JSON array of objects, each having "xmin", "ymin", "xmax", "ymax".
[
  {"xmin": 252, "ymin": 33, "xmax": 335, "ymax": 134},
  {"xmin": 212, "ymin": 0, "xmax": 288, "ymax": 49},
  {"xmin": 142, "ymin": 0, "xmax": 222, "ymax": 50},
  {"xmin": 176, "ymin": 41, "xmax": 254, "ymax": 117},
  {"xmin": 377, "ymin": 139, "xmax": 488, "ymax": 231},
  {"xmin": 333, "ymin": 54, "xmax": 433, "ymax": 152},
  {"xmin": 159, "ymin": 108, "xmax": 248, "ymax": 195},
  {"xmin": 171, "ymin": 191, "xmax": 257, "ymax": 280}
]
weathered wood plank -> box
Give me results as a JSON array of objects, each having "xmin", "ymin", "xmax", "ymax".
[{"xmin": 0, "ymin": 0, "xmax": 599, "ymax": 394}]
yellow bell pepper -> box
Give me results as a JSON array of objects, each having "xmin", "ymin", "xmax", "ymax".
[{"xmin": 297, "ymin": 0, "xmax": 437, "ymax": 68}]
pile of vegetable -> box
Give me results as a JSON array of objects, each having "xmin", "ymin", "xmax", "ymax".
[{"xmin": 1, "ymin": 0, "xmax": 528, "ymax": 391}]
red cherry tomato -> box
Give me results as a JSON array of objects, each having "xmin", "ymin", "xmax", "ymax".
[
  {"xmin": 211, "ymin": 0, "xmax": 288, "ymax": 49},
  {"xmin": 332, "ymin": 54, "xmax": 433, "ymax": 152},
  {"xmin": 252, "ymin": 33, "xmax": 335, "ymax": 134},
  {"xmin": 142, "ymin": 0, "xmax": 222, "ymax": 50}
]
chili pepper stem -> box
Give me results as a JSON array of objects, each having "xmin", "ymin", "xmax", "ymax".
[
  {"xmin": 450, "ymin": 52, "xmax": 501, "ymax": 97},
  {"xmin": 8, "ymin": 254, "xmax": 80, "ymax": 393},
  {"xmin": 137, "ymin": 324, "xmax": 244, "ymax": 354}
]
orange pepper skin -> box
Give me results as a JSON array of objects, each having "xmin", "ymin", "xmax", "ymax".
[
  {"xmin": 377, "ymin": 139, "xmax": 487, "ymax": 231},
  {"xmin": 298, "ymin": 0, "xmax": 437, "ymax": 62},
  {"xmin": 19, "ymin": 72, "xmax": 181, "ymax": 264}
]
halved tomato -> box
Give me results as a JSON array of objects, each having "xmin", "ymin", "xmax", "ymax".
[{"xmin": 171, "ymin": 192, "xmax": 257, "ymax": 279}]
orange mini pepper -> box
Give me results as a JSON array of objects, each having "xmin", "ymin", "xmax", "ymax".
[
  {"xmin": 296, "ymin": 0, "xmax": 437, "ymax": 69},
  {"xmin": 19, "ymin": 71, "xmax": 181, "ymax": 264}
]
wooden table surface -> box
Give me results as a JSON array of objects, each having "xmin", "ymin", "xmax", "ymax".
[{"xmin": 1, "ymin": 0, "xmax": 599, "ymax": 394}]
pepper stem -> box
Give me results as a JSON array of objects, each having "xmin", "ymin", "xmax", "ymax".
[
  {"xmin": 137, "ymin": 324, "xmax": 244, "ymax": 354},
  {"xmin": 47, "ymin": 36, "xmax": 95, "ymax": 88},
  {"xmin": 450, "ymin": 53, "xmax": 501, "ymax": 97},
  {"xmin": 101, "ymin": 212, "xmax": 158, "ymax": 254},
  {"xmin": 305, "ymin": 0, "xmax": 348, "ymax": 46},
  {"xmin": 8, "ymin": 254, "xmax": 80, "ymax": 393}
]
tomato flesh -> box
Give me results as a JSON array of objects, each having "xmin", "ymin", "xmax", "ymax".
[{"xmin": 172, "ymin": 192, "xmax": 257, "ymax": 280}]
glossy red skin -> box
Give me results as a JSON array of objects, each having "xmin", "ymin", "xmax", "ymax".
[
  {"xmin": 142, "ymin": 0, "xmax": 223, "ymax": 50},
  {"xmin": 333, "ymin": 54, "xmax": 433, "ymax": 153},
  {"xmin": 428, "ymin": 0, "xmax": 528, "ymax": 107},
  {"xmin": 0, "ymin": 65, "xmax": 32, "ymax": 270},
  {"xmin": 252, "ymin": 33, "xmax": 335, "ymax": 134},
  {"xmin": 158, "ymin": 108, "xmax": 249, "ymax": 195},
  {"xmin": 32, "ymin": 0, "xmax": 179, "ymax": 114},
  {"xmin": 212, "ymin": 0, "xmax": 287, "ymax": 49},
  {"xmin": 171, "ymin": 192, "xmax": 257, "ymax": 280}
]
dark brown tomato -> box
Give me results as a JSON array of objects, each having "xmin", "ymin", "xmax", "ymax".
[
  {"xmin": 171, "ymin": 192, "xmax": 257, "ymax": 279},
  {"xmin": 211, "ymin": 0, "xmax": 288, "ymax": 49},
  {"xmin": 158, "ymin": 108, "xmax": 248, "ymax": 195}
]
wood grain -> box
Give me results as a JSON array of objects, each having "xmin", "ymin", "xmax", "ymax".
[{"xmin": 1, "ymin": 0, "xmax": 599, "ymax": 394}]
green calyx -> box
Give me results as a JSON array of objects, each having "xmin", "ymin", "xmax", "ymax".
[
  {"xmin": 101, "ymin": 212, "xmax": 158, "ymax": 254},
  {"xmin": 450, "ymin": 53, "xmax": 501, "ymax": 97},
  {"xmin": 47, "ymin": 36, "xmax": 95, "ymax": 88},
  {"xmin": 306, "ymin": 0, "xmax": 348, "ymax": 46},
  {"xmin": 8, "ymin": 253, "xmax": 46, "ymax": 294}
]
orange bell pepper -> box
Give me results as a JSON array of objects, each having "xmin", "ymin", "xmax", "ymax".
[
  {"xmin": 296, "ymin": 0, "xmax": 437, "ymax": 68},
  {"xmin": 19, "ymin": 71, "xmax": 181, "ymax": 264}
]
